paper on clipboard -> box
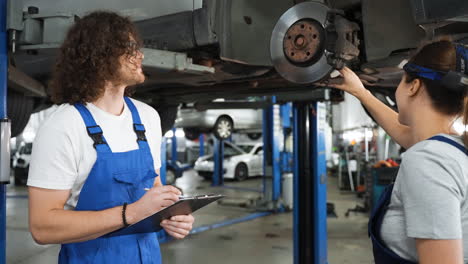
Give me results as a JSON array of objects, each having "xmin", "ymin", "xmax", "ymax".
[{"xmin": 104, "ymin": 194, "xmax": 224, "ymax": 237}]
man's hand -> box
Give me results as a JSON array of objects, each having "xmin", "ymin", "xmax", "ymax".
[
  {"xmin": 161, "ymin": 214, "xmax": 194, "ymax": 239},
  {"xmin": 127, "ymin": 186, "xmax": 181, "ymax": 224}
]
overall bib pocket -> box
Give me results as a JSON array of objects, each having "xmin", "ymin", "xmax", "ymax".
[{"xmin": 113, "ymin": 169, "xmax": 157, "ymax": 202}]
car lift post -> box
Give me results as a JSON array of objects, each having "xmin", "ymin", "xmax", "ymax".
[
  {"xmin": 262, "ymin": 97, "xmax": 282, "ymax": 206},
  {"xmin": 280, "ymin": 103, "xmax": 293, "ymax": 173},
  {"xmin": 293, "ymin": 102, "xmax": 327, "ymax": 264},
  {"xmin": 212, "ymin": 137, "xmax": 224, "ymax": 186},
  {"xmin": 0, "ymin": 1, "xmax": 9, "ymax": 263},
  {"xmin": 166, "ymin": 128, "xmax": 193, "ymax": 183},
  {"xmin": 157, "ymin": 136, "xmax": 169, "ymax": 242},
  {"xmin": 171, "ymin": 127, "xmax": 177, "ymax": 165},
  {"xmin": 160, "ymin": 136, "xmax": 167, "ymax": 185},
  {"xmin": 198, "ymin": 134, "xmax": 205, "ymax": 157}
]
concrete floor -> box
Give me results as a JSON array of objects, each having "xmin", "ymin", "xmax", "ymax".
[{"xmin": 5, "ymin": 170, "xmax": 374, "ymax": 263}]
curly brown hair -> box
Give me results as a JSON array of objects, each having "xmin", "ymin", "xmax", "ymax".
[{"xmin": 49, "ymin": 11, "xmax": 142, "ymax": 104}]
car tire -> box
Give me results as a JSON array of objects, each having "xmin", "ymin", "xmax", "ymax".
[
  {"xmin": 213, "ymin": 115, "xmax": 233, "ymax": 140},
  {"xmin": 8, "ymin": 91, "xmax": 34, "ymax": 138},
  {"xmin": 234, "ymin": 163, "xmax": 248, "ymax": 181},
  {"xmin": 196, "ymin": 171, "xmax": 212, "ymax": 181},
  {"xmin": 165, "ymin": 168, "xmax": 177, "ymax": 185},
  {"xmin": 14, "ymin": 167, "xmax": 28, "ymax": 186},
  {"xmin": 247, "ymin": 133, "xmax": 262, "ymax": 140},
  {"xmin": 202, "ymin": 175, "xmax": 211, "ymax": 181},
  {"xmin": 183, "ymin": 128, "xmax": 200, "ymax": 141}
]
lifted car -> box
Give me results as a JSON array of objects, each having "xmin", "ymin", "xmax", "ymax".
[
  {"xmin": 175, "ymin": 104, "xmax": 263, "ymax": 140},
  {"xmin": 6, "ymin": 0, "xmax": 468, "ymax": 136}
]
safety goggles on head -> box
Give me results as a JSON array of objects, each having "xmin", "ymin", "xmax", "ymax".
[{"xmin": 403, "ymin": 43, "xmax": 468, "ymax": 92}]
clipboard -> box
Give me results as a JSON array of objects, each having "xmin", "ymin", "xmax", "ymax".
[{"xmin": 104, "ymin": 194, "xmax": 224, "ymax": 237}]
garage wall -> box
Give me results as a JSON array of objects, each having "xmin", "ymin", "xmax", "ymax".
[{"xmin": 332, "ymin": 92, "xmax": 374, "ymax": 132}]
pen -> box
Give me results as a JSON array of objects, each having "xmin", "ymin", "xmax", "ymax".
[{"xmin": 144, "ymin": 188, "xmax": 187, "ymax": 199}]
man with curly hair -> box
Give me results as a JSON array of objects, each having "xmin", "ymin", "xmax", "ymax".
[{"xmin": 26, "ymin": 11, "xmax": 194, "ymax": 263}]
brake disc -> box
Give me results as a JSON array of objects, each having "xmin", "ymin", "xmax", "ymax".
[{"xmin": 270, "ymin": 2, "xmax": 333, "ymax": 84}]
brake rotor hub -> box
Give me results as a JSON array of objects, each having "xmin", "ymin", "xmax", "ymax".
[
  {"xmin": 283, "ymin": 20, "xmax": 322, "ymax": 65},
  {"xmin": 270, "ymin": 1, "xmax": 333, "ymax": 84}
]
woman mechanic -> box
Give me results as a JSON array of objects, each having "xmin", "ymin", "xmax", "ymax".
[{"xmin": 329, "ymin": 40, "xmax": 468, "ymax": 263}]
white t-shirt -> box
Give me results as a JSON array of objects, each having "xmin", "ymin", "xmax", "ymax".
[
  {"xmin": 381, "ymin": 134, "xmax": 468, "ymax": 262},
  {"xmin": 27, "ymin": 98, "xmax": 162, "ymax": 210}
]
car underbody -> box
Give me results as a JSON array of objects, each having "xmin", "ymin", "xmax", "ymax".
[{"xmin": 7, "ymin": 0, "xmax": 468, "ymax": 136}]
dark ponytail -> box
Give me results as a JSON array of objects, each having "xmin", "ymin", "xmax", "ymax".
[
  {"xmin": 405, "ymin": 40, "xmax": 467, "ymax": 147},
  {"xmin": 405, "ymin": 40, "xmax": 464, "ymax": 115}
]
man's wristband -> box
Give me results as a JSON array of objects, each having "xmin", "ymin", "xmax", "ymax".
[{"xmin": 122, "ymin": 203, "xmax": 130, "ymax": 227}]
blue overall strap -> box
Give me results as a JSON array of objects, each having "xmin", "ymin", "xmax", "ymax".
[
  {"xmin": 369, "ymin": 135, "xmax": 466, "ymax": 264},
  {"xmin": 369, "ymin": 184, "xmax": 416, "ymax": 264},
  {"xmin": 428, "ymin": 135, "xmax": 468, "ymax": 156},
  {"xmin": 74, "ymin": 103, "xmax": 111, "ymax": 153},
  {"xmin": 124, "ymin": 97, "xmax": 150, "ymax": 150}
]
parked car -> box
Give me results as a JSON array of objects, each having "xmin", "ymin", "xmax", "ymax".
[
  {"xmin": 7, "ymin": 0, "xmax": 468, "ymax": 137},
  {"xmin": 165, "ymin": 160, "xmax": 193, "ymax": 185},
  {"xmin": 175, "ymin": 105, "xmax": 263, "ymax": 140},
  {"xmin": 12, "ymin": 142, "xmax": 32, "ymax": 186},
  {"xmin": 194, "ymin": 142, "xmax": 263, "ymax": 181}
]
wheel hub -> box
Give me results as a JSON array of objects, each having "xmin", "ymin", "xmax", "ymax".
[
  {"xmin": 270, "ymin": 1, "xmax": 333, "ymax": 84},
  {"xmin": 166, "ymin": 170, "xmax": 176, "ymax": 184},
  {"xmin": 283, "ymin": 20, "xmax": 323, "ymax": 66},
  {"xmin": 217, "ymin": 120, "xmax": 232, "ymax": 139}
]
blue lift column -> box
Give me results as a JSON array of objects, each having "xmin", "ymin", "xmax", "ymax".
[
  {"xmin": 160, "ymin": 136, "xmax": 167, "ymax": 184},
  {"xmin": 198, "ymin": 134, "xmax": 205, "ymax": 157},
  {"xmin": 293, "ymin": 102, "xmax": 328, "ymax": 264},
  {"xmin": 212, "ymin": 137, "xmax": 224, "ymax": 186},
  {"xmin": 0, "ymin": 1, "xmax": 9, "ymax": 263},
  {"xmin": 262, "ymin": 99, "xmax": 281, "ymax": 205},
  {"xmin": 280, "ymin": 103, "xmax": 293, "ymax": 173},
  {"xmin": 171, "ymin": 127, "xmax": 177, "ymax": 165},
  {"xmin": 157, "ymin": 136, "xmax": 169, "ymax": 242}
]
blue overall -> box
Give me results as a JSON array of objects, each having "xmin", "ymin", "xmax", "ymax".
[
  {"xmin": 58, "ymin": 97, "xmax": 161, "ymax": 264},
  {"xmin": 369, "ymin": 135, "xmax": 468, "ymax": 264}
]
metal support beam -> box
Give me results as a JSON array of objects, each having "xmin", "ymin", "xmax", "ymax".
[
  {"xmin": 262, "ymin": 105, "xmax": 272, "ymax": 199},
  {"xmin": 189, "ymin": 212, "xmax": 272, "ymax": 235},
  {"xmin": 280, "ymin": 103, "xmax": 293, "ymax": 173},
  {"xmin": 280, "ymin": 103, "xmax": 292, "ymax": 129},
  {"xmin": 171, "ymin": 127, "xmax": 177, "ymax": 164},
  {"xmin": 159, "ymin": 212, "xmax": 273, "ymax": 244},
  {"xmin": 198, "ymin": 134, "xmax": 204, "ymax": 157},
  {"xmin": 0, "ymin": 1, "xmax": 5, "ymax": 124},
  {"xmin": 142, "ymin": 48, "xmax": 215, "ymax": 75},
  {"xmin": 293, "ymin": 102, "xmax": 328, "ymax": 264},
  {"xmin": 212, "ymin": 137, "xmax": 224, "ymax": 186},
  {"xmin": 0, "ymin": 1, "xmax": 9, "ymax": 263},
  {"xmin": 160, "ymin": 136, "xmax": 167, "ymax": 185},
  {"xmin": 272, "ymin": 105, "xmax": 281, "ymax": 202},
  {"xmin": 262, "ymin": 102, "xmax": 282, "ymax": 203},
  {"xmin": 157, "ymin": 136, "xmax": 169, "ymax": 242},
  {"xmin": 8, "ymin": 66, "xmax": 46, "ymax": 97}
]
